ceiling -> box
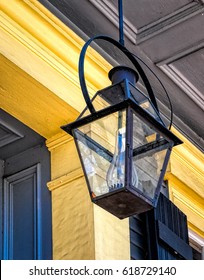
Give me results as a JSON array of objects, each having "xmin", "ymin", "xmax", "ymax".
[{"xmin": 39, "ymin": 0, "xmax": 204, "ymax": 152}]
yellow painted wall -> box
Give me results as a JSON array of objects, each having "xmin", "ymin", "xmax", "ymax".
[
  {"xmin": 1, "ymin": 0, "xmax": 203, "ymax": 259},
  {"xmin": 94, "ymin": 205, "xmax": 130, "ymax": 260}
]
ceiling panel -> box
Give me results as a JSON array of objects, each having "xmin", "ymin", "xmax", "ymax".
[
  {"xmin": 138, "ymin": 13, "xmax": 204, "ymax": 62},
  {"xmin": 171, "ymin": 48, "xmax": 204, "ymax": 94},
  {"xmin": 166, "ymin": 48, "xmax": 204, "ymax": 109},
  {"xmin": 109, "ymin": 0, "xmax": 192, "ymax": 29}
]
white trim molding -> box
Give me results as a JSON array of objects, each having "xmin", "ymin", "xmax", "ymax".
[{"xmin": 189, "ymin": 229, "xmax": 204, "ymax": 259}]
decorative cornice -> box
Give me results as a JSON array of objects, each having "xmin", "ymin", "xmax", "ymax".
[
  {"xmin": 165, "ymin": 127, "xmax": 204, "ymax": 237},
  {"xmin": 171, "ymin": 127, "xmax": 204, "ymax": 170},
  {"xmin": 166, "ymin": 127, "xmax": 204, "ymax": 200},
  {"xmin": 0, "ymin": 0, "xmax": 112, "ymax": 138},
  {"xmin": 0, "ymin": 0, "xmax": 111, "ymax": 112},
  {"xmin": 173, "ymin": 188, "xmax": 203, "ymax": 220},
  {"xmin": 46, "ymin": 132, "xmax": 73, "ymax": 151},
  {"xmin": 47, "ymin": 168, "xmax": 84, "ymax": 191},
  {"xmin": 165, "ymin": 173, "xmax": 204, "ymax": 238},
  {"xmin": 165, "ymin": 128, "xmax": 204, "ymax": 237}
]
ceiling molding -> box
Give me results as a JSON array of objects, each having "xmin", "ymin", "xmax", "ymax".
[
  {"xmin": 166, "ymin": 150, "xmax": 204, "ymax": 200},
  {"xmin": 160, "ymin": 64, "xmax": 204, "ymax": 110},
  {"xmin": 189, "ymin": 229, "xmax": 204, "ymax": 249},
  {"xmin": 46, "ymin": 132, "xmax": 72, "ymax": 151},
  {"xmin": 136, "ymin": 2, "xmax": 204, "ymax": 44},
  {"xmin": 156, "ymin": 40, "xmax": 204, "ymax": 66},
  {"xmin": 0, "ymin": 0, "xmax": 112, "ymax": 110},
  {"xmin": 157, "ymin": 40, "xmax": 204, "ymax": 111},
  {"xmin": 88, "ymin": 0, "xmax": 137, "ymax": 44},
  {"xmin": 165, "ymin": 173, "xmax": 204, "ymax": 238},
  {"xmin": 0, "ymin": 0, "xmax": 113, "ymax": 138}
]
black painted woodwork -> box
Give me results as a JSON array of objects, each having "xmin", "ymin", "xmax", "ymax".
[
  {"xmin": 146, "ymin": 194, "xmax": 193, "ymax": 260},
  {"xmin": 130, "ymin": 215, "xmax": 147, "ymax": 260},
  {"xmin": 130, "ymin": 194, "xmax": 193, "ymax": 260}
]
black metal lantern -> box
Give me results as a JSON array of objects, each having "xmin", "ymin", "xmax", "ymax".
[{"xmin": 61, "ymin": 35, "xmax": 182, "ymax": 219}]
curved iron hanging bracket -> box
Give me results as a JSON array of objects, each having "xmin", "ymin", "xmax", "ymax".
[{"xmin": 78, "ymin": 34, "xmax": 160, "ymax": 115}]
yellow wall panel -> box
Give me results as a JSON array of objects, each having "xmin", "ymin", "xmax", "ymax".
[
  {"xmin": 94, "ymin": 205, "xmax": 130, "ymax": 260},
  {"xmin": 49, "ymin": 175, "xmax": 95, "ymax": 260}
]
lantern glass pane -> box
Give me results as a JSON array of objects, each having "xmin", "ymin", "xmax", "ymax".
[
  {"xmin": 74, "ymin": 110, "xmax": 126, "ymax": 198},
  {"xmin": 129, "ymin": 84, "xmax": 164, "ymax": 124},
  {"xmin": 132, "ymin": 113, "xmax": 170, "ymax": 200},
  {"xmin": 79, "ymin": 83, "xmax": 125, "ymax": 119}
]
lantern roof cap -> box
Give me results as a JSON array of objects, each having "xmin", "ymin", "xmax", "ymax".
[{"xmin": 108, "ymin": 66, "xmax": 139, "ymax": 85}]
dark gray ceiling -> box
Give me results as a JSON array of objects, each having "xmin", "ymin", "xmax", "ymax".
[{"xmin": 39, "ymin": 0, "xmax": 204, "ymax": 152}]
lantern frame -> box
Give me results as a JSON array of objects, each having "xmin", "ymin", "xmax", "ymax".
[
  {"xmin": 61, "ymin": 35, "xmax": 182, "ymax": 219},
  {"xmin": 62, "ymin": 77, "xmax": 182, "ymax": 218}
]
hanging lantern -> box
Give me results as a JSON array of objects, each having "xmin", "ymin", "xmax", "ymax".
[{"xmin": 61, "ymin": 35, "xmax": 182, "ymax": 219}]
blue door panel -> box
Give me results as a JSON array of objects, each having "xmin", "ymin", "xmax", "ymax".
[{"xmin": 12, "ymin": 176, "xmax": 35, "ymax": 260}]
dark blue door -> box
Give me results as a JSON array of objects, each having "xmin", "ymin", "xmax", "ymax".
[{"xmin": 0, "ymin": 109, "xmax": 52, "ymax": 260}]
